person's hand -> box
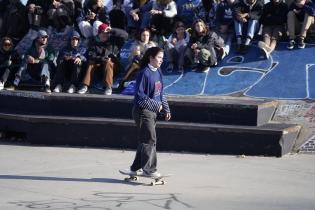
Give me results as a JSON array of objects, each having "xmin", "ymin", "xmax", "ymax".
[
  {"xmin": 165, "ymin": 113, "xmax": 171, "ymax": 121},
  {"xmin": 293, "ymin": 9, "xmax": 301, "ymax": 14},
  {"xmin": 194, "ymin": 48, "xmax": 200, "ymax": 54},
  {"xmin": 171, "ymin": 37, "xmax": 177, "ymax": 46},
  {"xmin": 219, "ymin": 25, "xmax": 228, "ymax": 33},
  {"xmin": 53, "ymin": 0, "xmax": 61, "ymax": 7},
  {"xmin": 150, "ymin": 9, "xmax": 162, "ymax": 15},
  {"xmin": 130, "ymin": 10, "xmax": 139, "ymax": 21},
  {"xmin": 27, "ymin": 56, "xmax": 35, "ymax": 64},
  {"xmin": 191, "ymin": 43, "xmax": 198, "ymax": 49},
  {"xmin": 74, "ymin": 57, "xmax": 82, "ymax": 65}
]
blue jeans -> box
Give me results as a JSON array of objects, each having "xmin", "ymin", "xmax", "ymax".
[{"xmin": 234, "ymin": 19, "xmax": 259, "ymax": 39}]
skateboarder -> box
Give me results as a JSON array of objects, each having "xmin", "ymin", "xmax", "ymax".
[{"xmin": 129, "ymin": 47, "xmax": 171, "ymax": 178}]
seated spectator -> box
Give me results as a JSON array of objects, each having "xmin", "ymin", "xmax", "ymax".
[
  {"xmin": 53, "ymin": 31, "xmax": 86, "ymax": 93},
  {"xmin": 287, "ymin": 0, "xmax": 315, "ymax": 49},
  {"xmin": 126, "ymin": 0, "xmax": 151, "ymax": 33},
  {"xmin": 194, "ymin": 0, "xmax": 217, "ymax": 29},
  {"xmin": 148, "ymin": 0, "xmax": 178, "ymax": 36},
  {"xmin": 120, "ymin": 27, "xmax": 156, "ymax": 87},
  {"xmin": 176, "ymin": 0, "xmax": 201, "ymax": 26},
  {"xmin": 184, "ymin": 19, "xmax": 225, "ymax": 72},
  {"xmin": 233, "ymin": 0, "xmax": 264, "ymax": 53},
  {"xmin": 0, "ymin": 37, "xmax": 21, "ymax": 91},
  {"xmin": 216, "ymin": 0, "xmax": 236, "ymax": 56},
  {"xmin": 0, "ymin": 0, "xmax": 29, "ymax": 44},
  {"xmin": 77, "ymin": 23, "xmax": 128, "ymax": 95},
  {"xmin": 26, "ymin": 0, "xmax": 53, "ymax": 29},
  {"xmin": 15, "ymin": 30, "xmax": 56, "ymax": 93},
  {"xmin": 164, "ymin": 21, "xmax": 190, "ymax": 72},
  {"xmin": 258, "ymin": 0, "xmax": 288, "ymax": 58},
  {"xmin": 77, "ymin": 0, "xmax": 109, "ymax": 38},
  {"xmin": 109, "ymin": 0, "xmax": 127, "ymax": 30},
  {"xmin": 47, "ymin": 0, "xmax": 75, "ymax": 32}
]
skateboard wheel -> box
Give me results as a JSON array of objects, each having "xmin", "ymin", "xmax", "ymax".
[{"xmin": 151, "ymin": 181, "xmax": 156, "ymax": 186}]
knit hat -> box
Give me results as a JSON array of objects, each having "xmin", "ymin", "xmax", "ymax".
[{"xmin": 98, "ymin": 23, "xmax": 110, "ymax": 34}]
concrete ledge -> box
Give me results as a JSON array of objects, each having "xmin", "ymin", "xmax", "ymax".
[{"xmin": 0, "ymin": 112, "xmax": 300, "ymax": 157}]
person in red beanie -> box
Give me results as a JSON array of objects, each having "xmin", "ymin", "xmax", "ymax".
[{"xmin": 77, "ymin": 23, "xmax": 128, "ymax": 95}]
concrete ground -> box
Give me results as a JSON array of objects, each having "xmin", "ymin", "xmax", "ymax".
[{"xmin": 0, "ymin": 142, "xmax": 315, "ymax": 210}]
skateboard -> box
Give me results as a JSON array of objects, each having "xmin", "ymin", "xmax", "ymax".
[{"xmin": 119, "ymin": 169, "xmax": 171, "ymax": 186}]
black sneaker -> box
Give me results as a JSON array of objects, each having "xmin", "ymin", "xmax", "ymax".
[
  {"xmin": 298, "ymin": 37, "xmax": 306, "ymax": 49},
  {"xmin": 287, "ymin": 39, "xmax": 295, "ymax": 50}
]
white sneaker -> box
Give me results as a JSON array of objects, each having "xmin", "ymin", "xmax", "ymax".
[
  {"xmin": 104, "ymin": 87, "xmax": 112, "ymax": 95},
  {"xmin": 144, "ymin": 171, "xmax": 161, "ymax": 178},
  {"xmin": 77, "ymin": 85, "xmax": 88, "ymax": 94},
  {"xmin": 0, "ymin": 81, "xmax": 4, "ymax": 91},
  {"xmin": 53, "ymin": 84, "xmax": 62, "ymax": 93},
  {"xmin": 67, "ymin": 84, "xmax": 76, "ymax": 94},
  {"xmin": 129, "ymin": 169, "xmax": 143, "ymax": 176}
]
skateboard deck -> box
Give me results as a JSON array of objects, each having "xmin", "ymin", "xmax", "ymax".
[{"xmin": 119, "ymin": 169, "xmax": 171, "ymax": 186}]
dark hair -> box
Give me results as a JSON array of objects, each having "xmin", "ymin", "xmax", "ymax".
[
  {"xmin": 192, "ymin": 19, "xmax": 209, "ymax": 37},
  {"xmin": 136, "ymin": 28, "xmax": 151, "ymax": 42},
  {"xmin": 173, "ymin": 21, "xmax": 185, "ymax": 31},
  {"xmin": 140, "ymin": 47, "xmax": 163, "ymax": 69}
]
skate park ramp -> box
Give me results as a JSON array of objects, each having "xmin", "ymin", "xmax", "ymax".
[{"xmin": 158, "ymin": 42, "xmax": 315, "ymax": 100}]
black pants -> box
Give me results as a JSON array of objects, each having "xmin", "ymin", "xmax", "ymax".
[
  {"xmin": 0, "ymin": 66, "xmax": 18, "ymax": 84},
  {"xmin": 54, "ymin": 60, "xmax": 82, "ymax": 87},
  {"xmin": 130, "ymin": 106, "xmax": 158, "ymax": 174}
]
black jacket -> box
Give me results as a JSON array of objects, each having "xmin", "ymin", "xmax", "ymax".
[
  {"xmin": 233, "ymin": 0, "xmax": 264, "ymax": 20},
  {"xmin": 261, "ymin": 1, "xmax": 288, "ymax": 26},
  {"xmin": 0, "ymin": 48, "xmax": 21, "ymax": 69},
  {"xmin": 189, "ymin": 30, "xmax": 225, "ymax": 66},
  {"xmin": 88, "ymin": 28, "xmax": 128, "ymax": 64}
]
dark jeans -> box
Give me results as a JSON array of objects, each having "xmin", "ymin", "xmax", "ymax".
[
  {"xmin": 54, "ymin": 60, "xmax": 82, "ymax": 87},
  {"xmin": 130, "ymin": 106, "xmax": 158, "ymax": 174}
]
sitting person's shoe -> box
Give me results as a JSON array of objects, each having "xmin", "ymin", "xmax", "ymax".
[
  {"xmin": 166, "ymin": 63, "xmax": 174, "ymax": 72},
  {"xmin": 258, "ymin": 41, "xmax": 271, "ymax": 59},
  {"xmin": 5, "ymin": 85, "xmax": 15, "ymax": 91},
  {"xmin": 67, "ymin": 84, "xmax": 76, "ymax": 94},
  {"xmin": 0, "ymin": 81, "xmax": 4, "ymax": 91},
  {"xmin": 77, "ymin": 85, "xmax": 88, "ymax": 94},
  {"xmin": 297, "ymin": 37, "xmax": 306, "ymax": 49},
  {"xmin": 144, "ymin": 171, "xmax": 161, "ymax": 178},
  {"xmin": 104, "ymin": 87, "xmax": 112, "ymax": 95},
  {"xmin": 287, "ymin": 39, "xmax": 295, "ymax": 49},
  {"xmin": 53, "ymin": 84, "xmax": 62, "ymax": 93},
  {"xmin": 177, "ymin": 65, "xmax": 184, "ymax": 73},
  {"xmin": 42, "ymin": 85, "xmax": 51, "ymax": 93}
]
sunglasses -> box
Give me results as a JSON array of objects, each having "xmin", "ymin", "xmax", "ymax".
[
  {"xmin": 3, "ymin": 43, "xmax": 12, "ymax": 47},
  {"xmin": 71, "ymin": 37, "xmax": 80, "ymax": 40}
]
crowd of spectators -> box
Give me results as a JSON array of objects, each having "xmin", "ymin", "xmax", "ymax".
[{"xmin": 0, "ymin": 0, "xmax": 314, "ymax": 94}]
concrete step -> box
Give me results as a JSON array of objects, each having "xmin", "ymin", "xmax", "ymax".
[
  {"xmin": 0, "ymin": 112, "xmax": 301, "ymax": 157},
  {"xmin": 0, "ymin": 90, "xmax": 277, "ymax": 126}
]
